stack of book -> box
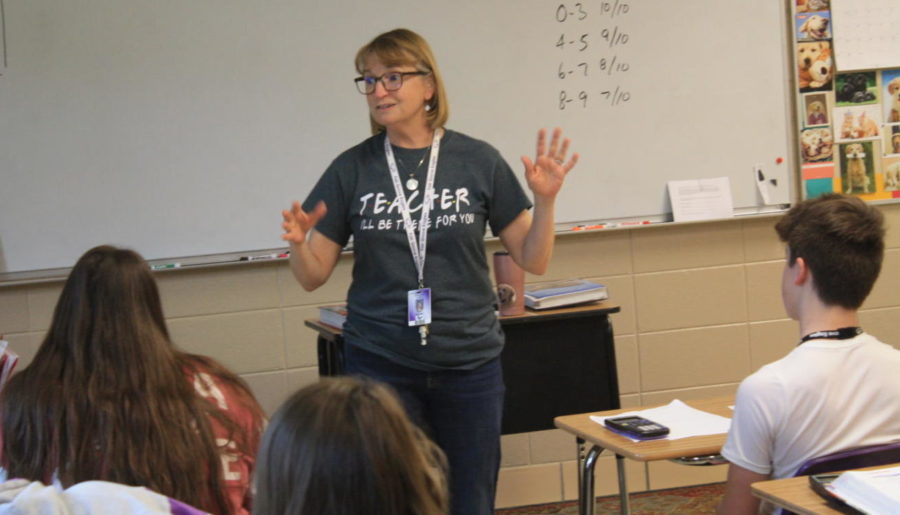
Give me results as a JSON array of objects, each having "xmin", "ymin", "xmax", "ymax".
[
  {"xmin": 318, "ymin": 304, "xmax": 347, "ymax": 329},
  {"xmin": 524, "ymin": 279, "xmax": 608, "ymax": 310}
]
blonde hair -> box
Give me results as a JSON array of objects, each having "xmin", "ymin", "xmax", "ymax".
[
  {"xmin": 355, "ymin": 28, "xmax": 449, "ymax": 135},
  {"xmin": 254, "ymin": 376, "xmax": 448, "ymax": 515}
]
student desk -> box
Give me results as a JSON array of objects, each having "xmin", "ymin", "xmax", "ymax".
[
  {"xmin": 305, "ymin": 302, "xmax": 621, "ymax": 435},
  {"xmin": 751, "ymin": 463, "xmax": 900, "ymax": 515},
  {"xmin": 554, "ymin": 396, "xmax": 734, "ymax": 515}
]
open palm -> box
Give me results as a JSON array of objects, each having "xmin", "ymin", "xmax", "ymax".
[{"xmin": 520, "ymin": 128, "xmax": 579, "ymax": 199}]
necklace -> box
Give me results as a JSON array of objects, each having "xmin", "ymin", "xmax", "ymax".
[{"xmin": 398, "ymin": 146, "xmax": 431, "ymax": 190}]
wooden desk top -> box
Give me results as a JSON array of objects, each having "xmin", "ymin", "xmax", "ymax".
[
  {"xmin": 554, "ymin": 396, "xmax": 734, "ymax": 461},
  {"xmin": 498, "ymin": 301, "xmax": 621, "ymax": 325},
  {"xmin": 304, "ymin": 301, "xmax": 621, "ymax": 335},
  {"xmin": 751, "ymin": 464, "xmax": 900, "ymax": 515}
]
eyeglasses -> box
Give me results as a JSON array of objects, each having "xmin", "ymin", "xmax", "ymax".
[{"xmin": 354, "ymin": 71, "xmax": 429, "ymax": 95}]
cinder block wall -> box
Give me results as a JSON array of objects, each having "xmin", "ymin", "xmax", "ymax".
[{"xmin": 2, "ymin": 204, "xmax": 899, "ymax": 508}]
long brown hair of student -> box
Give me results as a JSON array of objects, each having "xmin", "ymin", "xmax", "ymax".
[
  {"xmin": 0, "ymin": 245, "xmax": 265, "ymax": 514},
  {"xmin": 254, "ymin": 376, "xmax": 449, "ymax": 515}
]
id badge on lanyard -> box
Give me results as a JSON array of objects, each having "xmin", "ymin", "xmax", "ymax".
[
  {"xmin": 407, "ymin": 288, "xmax": 432, "ymax": 327},
  {"xmin": 384, "ymin": 129, "xmax": 442, "ymax": 345}
]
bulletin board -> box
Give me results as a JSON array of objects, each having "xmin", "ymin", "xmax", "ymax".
[{"xmin": 791, "ymin": 0, "xmax": 900, "ymax": 200}]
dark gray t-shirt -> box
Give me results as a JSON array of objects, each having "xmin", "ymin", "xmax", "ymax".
[{"xmin": 303, "ymin": 130, "xmax": 531, "ymax": 371}]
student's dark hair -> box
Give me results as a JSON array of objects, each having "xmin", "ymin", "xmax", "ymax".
[
  {"xmin": 254, "ymin": 376, "xmax": 448, "ymax": 515},
  {"xmin": 775, "ymin": 193, "xmax": 885, "ymax": 309},
  {"xmin": 0, "ymin": 245, "xmax": 264, "ymax": 514},
  {"xmin": 355, "ymin": 28, "xmax": 449, "ymax": 135}
]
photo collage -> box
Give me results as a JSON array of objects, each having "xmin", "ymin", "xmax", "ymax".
[{"xmin": 794, "ymin": 0, "xmax": 900, "ymax": 200}]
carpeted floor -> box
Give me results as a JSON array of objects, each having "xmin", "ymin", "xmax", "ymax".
[{"xmin": 496, "ymin": 482, "xmax": 726, "ymax": 514}]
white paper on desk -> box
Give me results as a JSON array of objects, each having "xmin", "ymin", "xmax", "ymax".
[
  {"xmin": 590, "ymin": 400, "xmax": 731, "ymax": 442},
  {"xmin": 667, "ymin": 177, "xmax": 734, "ymax": 222}
]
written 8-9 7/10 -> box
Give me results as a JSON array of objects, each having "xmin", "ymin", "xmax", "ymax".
[{"xmin": 559, "ymin": 88, "xmax": 630, "ymax": 110}]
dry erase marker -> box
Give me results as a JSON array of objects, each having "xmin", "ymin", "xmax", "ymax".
[
  {"xmin": 240, "ymin": 253, "xmax": 289, "ymax": 262},
  {"xmin": 605, "ymin": 221, "xmax": 651, "ymax": 228},
  {"xmin": 572, "ymin": 224, "xmax": 605, "ymax": 231},
  {"xmin": 151, "ymin": 263, "xmax": 181, "ymax": 270}
]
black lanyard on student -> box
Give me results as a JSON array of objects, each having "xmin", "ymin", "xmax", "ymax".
[{"xmin": 798, "ymin": 327, "xmax": 863, "ymax": 345}]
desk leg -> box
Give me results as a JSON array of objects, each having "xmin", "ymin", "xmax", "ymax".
[
  {"xmin": 576, "ymin": 438, "xmax": 585, "ymax": 492},
  {"xmin": 316, "ymin": 335, "xmax": 333, "ymax": 376},
  {"xmin": 316, "ymin": 334, "xmax": 345, "ymax": 376},
  {"xmin": 579, "ymin": 445, "xmax": 602, "ymax": 515},
  {"xmin": 615, "ymin": 454, "xmax": 631, "ymax": 515}
]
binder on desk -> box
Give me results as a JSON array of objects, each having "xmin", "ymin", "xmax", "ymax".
[
  {"xmin": 318, "ymin": 304, "xmax": 347, "ymax": 329},
  {"xmin": 524, "ymin": 279, "xmax": 608, "ymax": 310}
]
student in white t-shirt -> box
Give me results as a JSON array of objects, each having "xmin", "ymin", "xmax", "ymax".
[{"xmin": 717, "ymin": 193, "xmax": 900, "ymax": 515}]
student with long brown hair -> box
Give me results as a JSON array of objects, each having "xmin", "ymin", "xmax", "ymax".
[
  {"xmin": 254, "ymin": 376, "xmax": 448, "ymax": 515},
  {"xmin": 0, "ymin": 245, "xmax": 265, "ymax": 515}
]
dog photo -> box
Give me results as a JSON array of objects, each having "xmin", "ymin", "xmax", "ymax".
[
  {"xmin": 835, "ymin": 72, "xmax": 878, "ymax": 106},
  {"xmin": 798, "ymin": 41, "xmax": 833, "ymax": 92},
  {"xmin": 804, "ymin": 93, "xmax": 829, "ymax": 127},
  {"xmin": 886, "ymin": 127, "xmax": 900, "ymax": 155},
  {"xmin": 801, "ymin": 127, "xmax": 834, "ymax": 163},
  {"xmin": 796, "ymin": 0, "xmax": 830, "ymax": 12},
  {"xmin": 883, "ymin": 69, "xmax": 900, "ymax": 124},
  {"xmin": 884, "ymin": 156, "xmax": 900, "ymax": 191},
  {"xmin": 839, "ymin": 141, "xmax": 877, "ymax": 195},
  {"xmin": 797, "ymin": 12, "xmax": 831, "ymax": 41},
  {"xmin": 835, "ymin": 105, "xmax": 882, "ymax": 142}
]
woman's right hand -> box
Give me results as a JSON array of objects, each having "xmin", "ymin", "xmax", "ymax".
[{"xmin": 281, "ymin": 200, "xmax": 327, "ymax": 245}]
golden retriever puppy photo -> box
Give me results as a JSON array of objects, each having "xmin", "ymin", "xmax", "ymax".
[
  {"xmin": 797, "ymin": 0, "xmax": 830, "ymax": 12},
  {"xmin": 884, "ymin": 160, "xmax": 900, "ymax": 191},
  {"xmin": 798, "ymin": 41, "xmax": 824, "ymax": 77},
  {"xmin": 842, "ymin": 142, "xmax": 872, "ymax": 194},
  {"xmin": 799, "ymin": 14, "xmax": 830, "ymax": 40},
  {"xmin": 802, "ymin": 128, "xmax": 834, "ymax": 162},
  {"xmin": 798, "ymin": 42, "xmax": 832, "ymax": 90},
  {"xmin": 887, "ymin": 77, "xmax": 900, "ymax": 123},
  {"xmin": 806, "ymin": 99, "xmax": 828, "ymax": 126},
  {"xmin": 893, "ymin": 133, "xmax": 900, "ymax": 154}
]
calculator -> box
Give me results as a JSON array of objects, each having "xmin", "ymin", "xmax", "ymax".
[{"xmin": 604, "ymin": 416, "xmax": 670, "ymax": 439}]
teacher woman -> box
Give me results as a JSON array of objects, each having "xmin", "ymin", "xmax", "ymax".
[{"xmin": 282, "ymin": 28, "xmax": 578, "ymax": 514}]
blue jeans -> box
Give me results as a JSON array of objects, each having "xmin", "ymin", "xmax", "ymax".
[{"xmin": 343, "ymin": 344, "xmax": 505, "ymax": 515}]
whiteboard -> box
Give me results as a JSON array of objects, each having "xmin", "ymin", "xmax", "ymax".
[{"xmin": 0, "ymin": 0, "xmax": 795, "ymax": 274}]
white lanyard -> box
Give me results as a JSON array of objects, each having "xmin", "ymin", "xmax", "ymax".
[{"xmin": 384, "ymin": 128, "xmax": 442, "ymax": 288}]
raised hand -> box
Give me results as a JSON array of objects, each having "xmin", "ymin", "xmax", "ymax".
[
  {"xmin": 281, "ymin": 200, "xmax": 327, "ymax": 245},
  {"xmin": 520, "ymin": 128, "xmax": 579, "ymax": 200}
]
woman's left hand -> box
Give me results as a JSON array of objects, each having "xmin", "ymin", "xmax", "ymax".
[{"xmin": 520, "ymin": 128, "xmax": 579, "ymax": 200}]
